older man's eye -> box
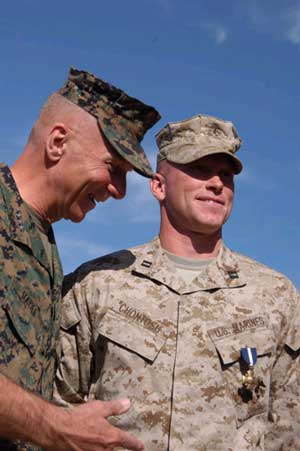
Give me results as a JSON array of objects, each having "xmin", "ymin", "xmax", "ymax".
[{"xmin": 107, "ymin": 162, "xmax": 116, "ymax": 173}]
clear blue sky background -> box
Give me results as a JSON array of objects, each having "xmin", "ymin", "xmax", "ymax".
[{"xmin": 0, "ymin": 0, "xmax": 299, "ymax": 287}]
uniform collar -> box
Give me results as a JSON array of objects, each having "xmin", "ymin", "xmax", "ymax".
[
  {"xmin": 132, "ymin": 236, "xmax": 246, "ymax": 294},
  {"xmin": 0, "ymin": 163, "xmax": 55, "ymax": 275}
]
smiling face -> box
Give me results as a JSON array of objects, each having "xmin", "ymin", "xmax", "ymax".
[
  {"xmin": 56, "ymin": 118, "xmax": 132, "ymax": 223},
  {"xmin": 153, "ymin": 153, "xmax": 235, "ymax": 238}
]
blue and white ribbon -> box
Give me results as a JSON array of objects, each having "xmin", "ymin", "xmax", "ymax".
[{"xmin": 241, "ymin": 347, "xmax": 257, "ymax": 367}]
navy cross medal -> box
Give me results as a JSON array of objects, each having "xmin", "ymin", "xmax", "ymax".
[
  {"xmin": 240, "ymin": 346, "xmax": 267, "ymax": 401},
  {"xmin": 241, "ymin": 347, "xmax": 258, "ymax": 390}
]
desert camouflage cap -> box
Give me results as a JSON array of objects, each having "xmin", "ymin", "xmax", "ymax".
[
  {"xmin": 156, "ymin": 114, "xmax": 243, "ymax": 173},
  {"xmin": 59, "ymin": 67, "xmax": 161, "ymax": 177}
]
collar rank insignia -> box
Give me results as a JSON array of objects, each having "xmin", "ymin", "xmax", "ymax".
[{"xmin": 141, "ymin": 260, "xmax": 152, "ymax": 268}]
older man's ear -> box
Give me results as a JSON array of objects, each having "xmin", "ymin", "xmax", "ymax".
[{"xmin": 45, "ymin": 124, "xmax": 68, "ymax": 165}]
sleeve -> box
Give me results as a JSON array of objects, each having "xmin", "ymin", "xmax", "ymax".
[
  {"xmin": 53, "ymin": 275, "xmax": 94, "ymax": 407},
  {"xmin": 265, "ymin": 283, "xmax": 300, "ymax": 451}
]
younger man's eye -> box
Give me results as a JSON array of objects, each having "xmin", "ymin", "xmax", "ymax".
[
  {"xmin": 221, "ymin": 170, "xmax": 233, "ymax": 179},
  {"xmin": 194, "ymin": 165, "xmax": 211, "ymax": 175}
]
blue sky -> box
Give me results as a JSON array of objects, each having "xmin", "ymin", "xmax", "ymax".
[{"xmin": 0, "ymin": 0, "xmax": 299, "ymax": 287}]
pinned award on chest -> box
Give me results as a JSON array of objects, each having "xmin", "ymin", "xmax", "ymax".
[{"xmin": 240, "ymin": 347, "xmax": 266, "ymax": 401}]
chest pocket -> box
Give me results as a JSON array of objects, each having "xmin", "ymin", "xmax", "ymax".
[
  {"xmin": 1, "ymin": 278, "xmax": 39, "ymax": 365},
  {"xmin": 96, "ymin": 308, "xmax": 165, "ymax": 363},
  {"xmin": 209, "ymin": 327, "xmax": 274, "ymax": 427}
]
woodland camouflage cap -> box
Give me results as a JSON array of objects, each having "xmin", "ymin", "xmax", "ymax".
[
  {"xmin": 59, "ymin": 67, "xmax": 161, "ymax": 177},
  {"xmin": 156, "ymin": 114, "xmax": 243, "ymax": 173}
]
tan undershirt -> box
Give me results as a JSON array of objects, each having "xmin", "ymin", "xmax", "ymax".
[{"xmin": 164, "ymin": 249, "xmax": 216, "ymax": 285}]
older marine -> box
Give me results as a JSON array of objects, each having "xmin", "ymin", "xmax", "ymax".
[
  {"xmin": 55, "ymin": 114, "xmax": 300, "ymax": 450},
  {"xmin": 0, "ymin": 67, "xmax": 160, "ymax": 450}
]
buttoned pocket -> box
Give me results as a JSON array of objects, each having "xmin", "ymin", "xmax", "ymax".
[
  {"xmin": 97, "ymin": 308, "xmax": 165, "ymax": 363},
  {"xmin": 208, "ymin": 325, "xmax": 274, "ymax": 427},
  {"xmin": 2, "ymin": 279, "xmax": 39, "ymax": 357}
]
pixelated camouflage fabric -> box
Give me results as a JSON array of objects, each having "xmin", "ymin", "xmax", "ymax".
[
  {"xmin": 59, "ymin": 67, "xmax": 161, "ymax": 177},
  {"xmin": 55, "ymin": 237, "xmax": 300, "ymax": 450},
  {"xmin": 0, "ymin": 164, "xmax": 63, "ymax": 450},
  {"xmin": 156, "ymin": 114, "xmax": 243, "ymax": 173}
]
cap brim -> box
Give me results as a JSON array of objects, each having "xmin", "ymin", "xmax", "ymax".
[
  {"xmin": 166, "ymin": 148, "xmax": 243, "ymax": 174},
  {"xmin": 97, "ymin": 117, "xmax": 153, "ymax": 178}
]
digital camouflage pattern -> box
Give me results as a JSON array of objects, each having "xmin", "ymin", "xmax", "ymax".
[
  {"xmin": 59, "ymin": 67, "xmax": 161, "ymax": 178},
  {"xmin": 0, "ymin": 164, "xmax": 63, "ymax": 451},
  {"xmin": 55, "ymin": 237, "xmax": 300, "ymax": 451},
  {"xmin": 156, "ymin": 114, "xmax": 243, "ymax": 173}
]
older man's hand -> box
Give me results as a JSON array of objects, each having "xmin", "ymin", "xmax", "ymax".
[{"xmin": 49, "ymin": 399, "xmax": 144, "ymax": 451}]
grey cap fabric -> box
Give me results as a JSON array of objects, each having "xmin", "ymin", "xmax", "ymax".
[{"xmin": 156, "ymin": 114, "xmax": 243, "ymax": 173}]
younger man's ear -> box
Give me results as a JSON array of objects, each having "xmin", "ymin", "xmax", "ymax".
[{"xmin": 150, "ymin": 172, "xmax": 166, "ymax": 201}]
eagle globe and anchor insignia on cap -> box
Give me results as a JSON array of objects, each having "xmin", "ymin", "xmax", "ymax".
[{"xmin": 239, "ymin": 347, "xmax": 266, "ymax": 403}]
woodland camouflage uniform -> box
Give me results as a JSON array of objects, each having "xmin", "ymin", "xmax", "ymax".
[
  {"xmin": 0, "ymin": 67, "xmax": 160, "ymax": 450},
  {"xmin": 0, "ymin": 164, "xmax": 63, "ymax": 450}
]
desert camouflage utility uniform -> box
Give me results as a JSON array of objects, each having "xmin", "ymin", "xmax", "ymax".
[
  {"xmin": 0, "ymin": 164, "xmax": 63, "ymax": 450},
  {"xmin": 55, "ymin": 237, "xmax": 300, "ymax": 451}
]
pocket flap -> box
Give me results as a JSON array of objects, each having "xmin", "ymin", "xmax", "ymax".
[
  {"xmin": 209, "ymin": 328, "xmax": 274, "ymax": 365},
  {"xmin": 60, "ymin": 295, "xmax": 81, "ymax": 331},
  {"xmin": 3, "ymin": 282, "xmax": 38, "ymax": 356},
  {"xmin": 97, "ymin": 308, "xmax": 165, "ymax": 362}
]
